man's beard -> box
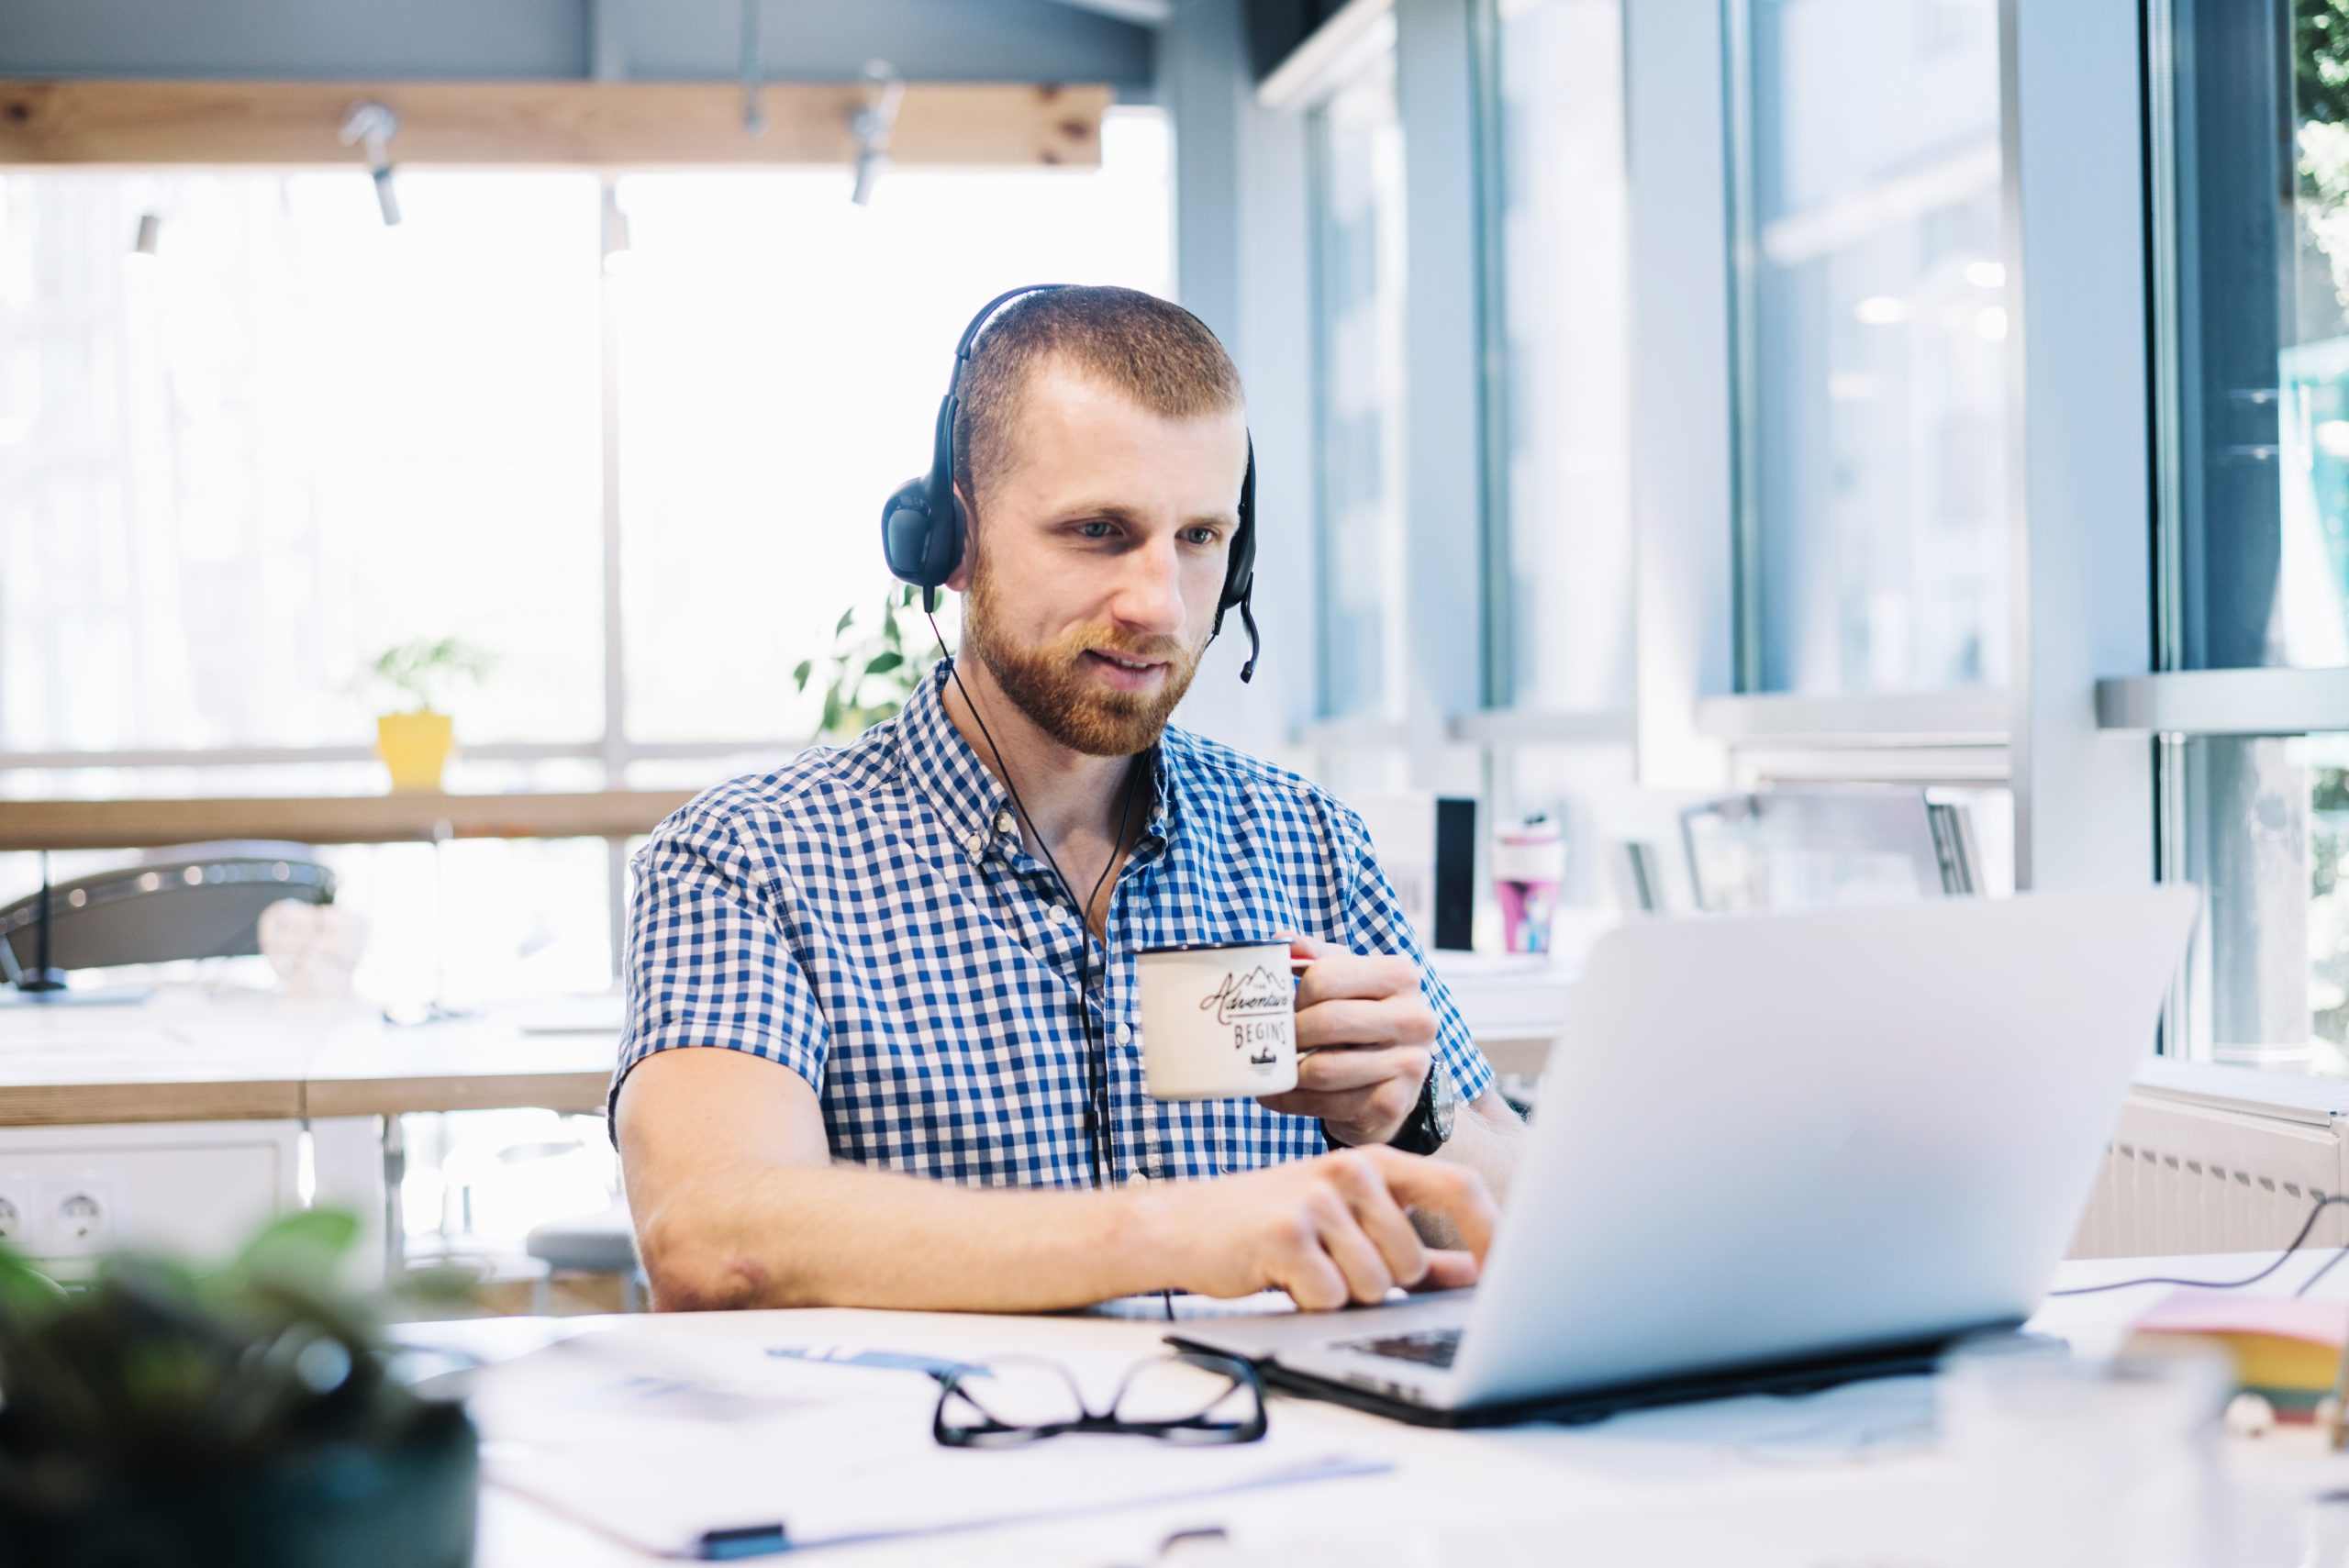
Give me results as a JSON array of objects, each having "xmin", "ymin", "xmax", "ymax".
[{"xmin": 962, "ymin": 557, "xmax": 1204, "ymax": 757}]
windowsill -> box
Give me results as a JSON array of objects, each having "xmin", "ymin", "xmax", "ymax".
[
  {"xmin": 0, "ymin": 791, "xmax": 696, "ymax": 851},
  {"xmin": 1696, "ymin": 688, "xmax": 2009, "ymax": 747},
  {"xmin": 1449, "ymin": 709, "xmax": 1635, "ymax": 746},
  {"xmin": 1290, "ymin": 715, "xmax": 1408, "ymax": 751},
  {"xmin": 2132, "ymin": 1056, "xmax": 2349, "ymax": 1124}
]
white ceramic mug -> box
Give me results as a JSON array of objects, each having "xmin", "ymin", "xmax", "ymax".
[{"xmin": 1136, "ymin": 940, "xmax": 1299, "ymax": 1100}]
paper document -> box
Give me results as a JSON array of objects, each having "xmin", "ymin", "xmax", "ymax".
[{"xmin": 470, "ymin": 1326, "xmax": 1389, "ymax": 1559}]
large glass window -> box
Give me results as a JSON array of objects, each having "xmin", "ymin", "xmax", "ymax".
[
  {"xmin": 0, "ymin": 113, "xmax": 1172, "ymax": 1004},
  {"xmin": 2166, "ymin": 736, "xmax": 2349, "ymax": 1073},
  {"xmin": 0, "ymin": 172, "xmax": 606, "ymax": 751},
  {"xmin": 1484, "ymin": 0, "xmax": 1634, "ymax": 714},
  {"xmin": 2167, "ymin": 1, "xmax": 2349, "ymax": 673},
  {"xmin": 1310, "ymin": 54, "xmax": 1408, "ymax": 722},
  {"xmin": 1732, "ymin": 0, "xmax": 2009, "ymax": 696},
  {"xmin": 2156, "ymin": 3, "xmax": 2349, "ymax": 1073}
]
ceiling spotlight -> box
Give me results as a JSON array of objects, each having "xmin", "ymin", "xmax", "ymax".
[
  {"xmin": 127, "ymin": 211, "xmax": 161, "ymax": 265},
  {"xmin": 339, "ymin": 100, "xmax": 402, "ymax": 226},
  {"xmin": 850, "ymin": 61, "xmax": 905, "ymax": 207},
  {"xmin": 601, "ymin": 185, "xmax": 634, "ymax": 275},
  {"xmin": 741, "ymin": 0, "xmax": 767, "ymax": 136}
]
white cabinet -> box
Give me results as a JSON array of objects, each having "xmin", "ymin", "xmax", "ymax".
[{"xmin": 0, "ymin": 1118, "xmax": 300, "ymax": 1269}]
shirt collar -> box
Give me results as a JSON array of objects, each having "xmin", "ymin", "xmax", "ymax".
[{"xmin": 895, "ymin": 662, "xmax": 1182, "ymax": 868}]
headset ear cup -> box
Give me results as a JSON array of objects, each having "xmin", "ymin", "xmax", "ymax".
[{"xmin": 883, "ymin": 476, "xmax": 941, "ymax": 586}]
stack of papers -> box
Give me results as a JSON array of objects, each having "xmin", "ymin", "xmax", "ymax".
[{"xmin": 468, "ymin": 1326, "xmax": 1388, "ymax": 1558}]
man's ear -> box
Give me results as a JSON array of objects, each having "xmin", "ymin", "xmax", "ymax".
[{"xmin": 942, "ymin": 483, "xmax": 976, "ymax": 593}]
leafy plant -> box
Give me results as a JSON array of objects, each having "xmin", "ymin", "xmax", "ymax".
[
  {"xmin": 0, "ymin": 1210, "xmax": 473, "ymax": 1522},
  {"xmin": 367, "ymin": 638, "xmax": 497, "ymax": 715},
  {"xmin": 791, "ymin": 586, "xmax": 943, "ymax": 739}
]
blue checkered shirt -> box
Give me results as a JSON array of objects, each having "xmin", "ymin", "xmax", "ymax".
[{"xmin": 613, "ymin": 663, "xmax": 1494, "ymax": 1187}]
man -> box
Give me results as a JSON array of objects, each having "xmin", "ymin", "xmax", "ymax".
[{"xmin": 614, "ymin": 285, "xmax": 1525, "ymax": 1313}]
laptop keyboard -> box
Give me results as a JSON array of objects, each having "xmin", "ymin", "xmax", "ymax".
[{"xmin": 1337, "ymin": 1326, "xmax": 1463, "ymax": 1369}]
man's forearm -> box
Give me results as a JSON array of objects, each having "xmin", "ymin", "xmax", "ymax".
[{"xmin": 634, "ymin": 1160, "xmax": 1183, "ymax": 1312}]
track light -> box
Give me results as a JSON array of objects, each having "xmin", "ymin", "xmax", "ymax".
[
  {"xmin": 741, "ymin": 0, "xmax": 767, "ymax": 136},
  {"xmin": 127, "ymin": 211, "xmax": 161, "ymax": 265},
  {"xmin": 850, "ymin": 61, "xmax": 904, "ymax": 207},
  {"xmin": 339, "ymin": 100, "xmax": 402, "ymax": 226},
  {"xmin": 601, "ymin": 185, "xmax": 634, "ymax": 275}
]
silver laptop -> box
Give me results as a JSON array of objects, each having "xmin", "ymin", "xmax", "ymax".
[{"xmin": 1173, "ymin": 885, "xmax": 2200, "ymax": 1424}]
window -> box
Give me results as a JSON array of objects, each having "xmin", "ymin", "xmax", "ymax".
[
  {"xmin": 2148, "ymin": 2, "xmax": 2349, "ymax": 1072},
  {"xmin": 1310, "ymin": 52, "xmax": 1408, "ymax": 722},
  {"xmin": 0, "ymin": 112, "xmax": 1171, "ymax": 1002},
  {"xmin": 1731, "ymin": 0, "xmax": 2009, "ymax": 697},
  {"xmin": 1483, "ymin": 0, "xmax": 1634, "ymax": 715},
  {"xmin": 0, "ymin": 172, "xmax": 605, "ymax": 751}
]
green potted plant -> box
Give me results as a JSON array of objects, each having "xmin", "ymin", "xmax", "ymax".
[
  {"xmin": 791, "ymin": 586, "xmax": 943, "ymax": 740},
  {"xmin": 367, "ymin": 638, "xmax": 495, "ymax": 793},
  {"xmin": 0, "ymin": 1210, "xmax": 478, "ymax": 1568}
]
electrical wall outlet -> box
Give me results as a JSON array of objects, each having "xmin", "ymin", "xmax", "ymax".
[
  {"xmin": 0, "ymin": 1176, "xmax": 28, "ymax": 1249},
  {"xmin": 41, "ymin": 1175, "xmax": 117, "ymax": 1255}
]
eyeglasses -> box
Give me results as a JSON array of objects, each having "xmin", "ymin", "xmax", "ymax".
[{"xmin": 931, "ymin": 1351, "xmax": 1267, "ymax": 1449}]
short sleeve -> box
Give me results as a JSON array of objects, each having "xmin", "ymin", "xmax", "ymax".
[
  {"xmin": 1335, "ymin": 808, "xmax": 1497, "ymax": 1106},
  {"xmin": 608, "ymin": 806, "xmax": 829, "ymax": 1130}
]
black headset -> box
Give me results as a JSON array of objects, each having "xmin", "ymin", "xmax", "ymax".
[{"xmin": 879, "ymin": 283, "xmax": 1262, "ymax": 682}]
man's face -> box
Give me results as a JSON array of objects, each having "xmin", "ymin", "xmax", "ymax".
[{"xmin": 952, "ymin": 363, "xmax": 1249, "ymax": 758}]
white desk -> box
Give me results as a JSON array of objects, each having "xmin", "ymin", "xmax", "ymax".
[
  {"xmin": 0, "ymin": 987, "xmax": 617, "ymax": 1275},
  {"xmin": 443, "ymin": 1251, "xmax": 2349, "ymax": 1567}
]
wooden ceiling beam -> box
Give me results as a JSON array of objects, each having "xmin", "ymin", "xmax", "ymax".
[{"xmin": 0, "ymin": 79, "xmax": 1108, "ymax": 169}]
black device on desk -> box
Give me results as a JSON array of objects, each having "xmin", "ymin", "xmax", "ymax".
[{"xmin": 0, "ymin": 842, "xmax": 334, "ymax": 997}]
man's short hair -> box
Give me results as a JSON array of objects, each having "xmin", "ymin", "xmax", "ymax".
[{"xmin": 952, "ymin": 285, "xmax": 1244, "ymax": 509}]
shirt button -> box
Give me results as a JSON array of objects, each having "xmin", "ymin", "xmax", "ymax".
[
  {"xmin": 1116, "ymin": 1023, "xmax": 1132, "ymax": 1046},
  {"xmin": 963, "ymin": 831, "xmax": 984, "ymax": 853},
  {"xmin": 1127, "ymin": 1170, "xmax": 1152, "ymax": 1187},
  {"xmin": 994, "ymin": 810, "xmax": 1015, "ymax": 835},
  {"xmin": 1052, "ymin": 906, "xmax": 1074, "ymax": 924}
]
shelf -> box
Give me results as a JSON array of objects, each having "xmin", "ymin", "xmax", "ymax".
[{"xmin": 0, "ymin": 790, "xmax": 698, "ymax": 851}]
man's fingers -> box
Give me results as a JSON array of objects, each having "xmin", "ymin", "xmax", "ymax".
[
  {"xmin": 1255, "ymin": 1085, "xmax": 1384, "ymax": 1126},
  {"xmin": 1330, "ymin": 1152, "xmax": 1431, "ymax": 1288},
  {"xmin": 1295, "ymin": 997, "xmax": 1436, "ymax": 1052},
  {"xmin": 1279, "ymin": 1246, "xmax": 1351, "ymax": 1312},
  {"xmin": 1364, "ymin": 1148, "xmax": 1500, "ymax": 1261},
  {"xmin": 1415, "ymin": 1249, "xmax": 1480, "ymax": 1293},
  {"xmin": 1310, "ymin": 1195, "xmax": 1397, "ymax": 1305},
  {"xmin": 1294, "ymin": 951, "xmax": 1423, "ymax": 1008},
  {"xmin": 1293, "ymin": 1043, "xmax": 1431, "ymax": 1094}
]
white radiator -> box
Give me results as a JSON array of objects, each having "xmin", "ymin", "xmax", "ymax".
[{"xmin": 2070, "ymin": 1060, "xmax": 2349, "ymax": 1260}]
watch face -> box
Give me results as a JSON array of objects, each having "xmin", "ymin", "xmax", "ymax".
[{"xmin": 1429, "ymin": 1062, "xmax": 1457, "ymax": 1141}]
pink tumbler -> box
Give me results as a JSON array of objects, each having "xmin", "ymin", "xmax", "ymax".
[{"xmin": 1494, "ymin": 815, "xmax": 1567, "ymax": 954}]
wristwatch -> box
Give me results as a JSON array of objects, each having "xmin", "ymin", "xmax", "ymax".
[{"xmin": 1325, "ymin": 1062, "xmax": 1456, "ymax": 1156}]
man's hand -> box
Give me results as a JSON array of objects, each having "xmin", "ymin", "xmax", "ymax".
[
  {"xmin": 1141, "ymin": 1146, "xmax": 1497, "ymax": 1311},
  {"xmin": 1256, "ymin": 934, "xmax": 1439, "ymax": 1148}
]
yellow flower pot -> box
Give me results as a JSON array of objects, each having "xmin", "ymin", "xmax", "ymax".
[{"xmin": 376, "ymin": 710, "xmax": 455, "ymax": 793}]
